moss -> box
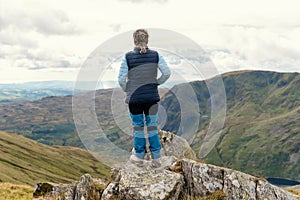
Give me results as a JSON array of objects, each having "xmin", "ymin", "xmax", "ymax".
[{"xmin": 33, "ymin": 183, "xmax": 53, "ymax": 197}]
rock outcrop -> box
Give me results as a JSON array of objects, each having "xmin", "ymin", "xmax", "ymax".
[
  {"xmin": 33, "ymin": 131, "xmax": 300, "ymax": 200},
  {"xmin": 102, "ymin": 156, "xmax": 183, "ymax": 200},
  {"xmin": 180, "ymin": 159, "xmax": 299, "ymax": 200},
  {"xmin": 158, "ymin": 130, "xmax": 197, "ymax": 160},
  {"xmin": 33, "ymin": 174, "xmax": 107, "ymax": 200}
]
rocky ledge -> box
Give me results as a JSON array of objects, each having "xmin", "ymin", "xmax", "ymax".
[{"xmin": 33, "ymin": 131, "xmax": 300, "ymax": 200}]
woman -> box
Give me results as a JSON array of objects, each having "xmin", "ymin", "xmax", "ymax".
[{"xmin": 118, "ymin": 29, "xmax": 171, "ymax": 167}]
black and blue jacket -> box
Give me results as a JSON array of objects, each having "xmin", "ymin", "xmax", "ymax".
[{"xmin": 118, "ymin": 47, "xmax": 171, "ymax": 104}]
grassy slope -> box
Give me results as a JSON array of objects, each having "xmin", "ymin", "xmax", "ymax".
[{"xmin": 0, "ymin": 131, "xmax": 110, "ymax": 186}]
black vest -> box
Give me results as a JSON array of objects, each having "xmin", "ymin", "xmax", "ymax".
[{"xmin": 125, "ymin": 47, "xmax": 160, "ymax": 104}]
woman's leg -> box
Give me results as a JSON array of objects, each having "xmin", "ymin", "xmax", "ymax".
[
  {"xmin": 145, "ymin": 103, "xmax": 161, "ymax": 159},
  {"xmin": 129, "ymin": 103, "xmax": 146, "ymax": 159}
]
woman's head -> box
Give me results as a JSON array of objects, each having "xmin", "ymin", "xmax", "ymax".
[{"xmin": 133, "ymin": 29, "xmax": 148, "ymax": 54}]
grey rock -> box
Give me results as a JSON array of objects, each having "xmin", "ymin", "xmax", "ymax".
[
  {"xmin": 33, "ymin": 174, "xmax": 107, "ymax": 200},
  {"xmin": 74, "ymin": 174, "xmax": 97, "ymax": 200},
  {"xmin": 101, "ymin": 182, "xmax": 119, "ymax": 200},
  {"xmin": 33, "ymin": 182, "xmax": 75, "ymax": 199},
  {"xmin": 180, "ymin": 158, "xmax": 300, "ymax": 200},
  {"xmin": 110, "ymin": 168, "xmax": 121, "ymax": 182},
  {"xmin": 102, "ymin": 156, "xmax": 183, "ymax": 200},
  {"xmin": 256, "ymin": 180, "xmax": 300, "ymax": 200},
  {"xmin": 181, "ymin": 158, "xmax": 223, "ymax": 197},
  {"xmin": 33, "ymin": 132, "xmax": 300, "ymax": 200},
  {"xmin": 62, "ymin": 181, "xmax": 78, "ymax": 200},
  {"xmin": 118, "ymin": 158, "xmax": 183, "ymax": 200},
  {"xmin": 159, "ymin": 130, "xmax": 197, "ymax": 160},
  {"xmin": 223, "ymin": 168, "xmax": 257, "ymax": 200}
]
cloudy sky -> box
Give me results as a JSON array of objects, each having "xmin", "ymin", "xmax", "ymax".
[{"xmin": 0, "ymin": 0, "xmax": 300, "ymax": 83}]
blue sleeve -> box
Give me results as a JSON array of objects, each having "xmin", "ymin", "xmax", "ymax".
[
  {"xmin": 118, "ymin": 55, "xmax": 128, "ymax": 91},
  {"xmin": 157, "ymin": 53, "xmax": 171, "ymax": 85}
]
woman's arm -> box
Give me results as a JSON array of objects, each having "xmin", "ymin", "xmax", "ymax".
[
  {"xmin": 157, "ymin": 53, "xmax": 171, "ymax": 85},
  {"xmin": 118, "ymin": 55, "xmax": 128, "ymax": 91}
]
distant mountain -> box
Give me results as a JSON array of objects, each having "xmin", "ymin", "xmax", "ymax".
[
  {"xmin": 0, "ymin": 80, "xmax": 187, "ymax": 103},
  {"xmin": 0, "ymin": 81, "xmax": 76, "ymax": 103},
  {"xmin": 0, "ymin": 80, "xmax": 118, "ymax": 103},
  {"xmin": 0, "ymin": 131, "xmax": 110, "ymax": 185},
  {"xmin": 0, "ymin": 70, "xmax": 299, "ymax": 181},
  {"xmin": 162, "ymin": 70, "xmax": 300, "ymax": 180}
]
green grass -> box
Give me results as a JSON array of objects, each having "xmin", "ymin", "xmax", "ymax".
[
  {"xmin": 185, "ymin": 71, "xmax": 300, "ymax": 180},
  {"xmin": 0, "ymin": 131, "xmax": 110, "ymax": 186}
]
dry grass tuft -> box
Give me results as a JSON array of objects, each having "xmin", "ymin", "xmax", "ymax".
[{"xmin": 0, "ymin": 183, "xmax": 33, "ymax": 200}]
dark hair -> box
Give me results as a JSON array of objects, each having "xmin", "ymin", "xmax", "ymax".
[{"xmin": 133, "ymin": 29, "xmax": 148, "ymax": 54}]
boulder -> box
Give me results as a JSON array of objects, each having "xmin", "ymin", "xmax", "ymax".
[
  {"xmin": 102, "ymin": 156, "xmax": 184, "ymax": 200},
  {"xmin": 180, "ymin": 158, "xmax": 223, "ymax": 197},
  {"xmin": 256, "ymin": 180, "xmax": 300, "ymax": 200},
  {"xmin": 33, "ymin": 174, "xmax": 107, "ymax": 200},
  {"xmin": 180, "ymin": 158, "xmax": 300, "ymax": 200},
  {"xmin": 159, "ymin": 130, "xmax": 197, "ymax": 160}
]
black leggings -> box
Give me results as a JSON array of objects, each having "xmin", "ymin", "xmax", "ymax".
[{"xmin": 128, "ymin": 102, "xmax": 158, "ymax": 115}]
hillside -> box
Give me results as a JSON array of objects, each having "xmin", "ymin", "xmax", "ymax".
[
  {"xmin": 162, "ymin": 70, "xmax": 300, "ymax": 180},
  {"xmin": 211, "ymin": 71, "xmax": 300, "ymax": 179},
  {"xmin": 0, "ymin": 131, "xmax": 110, "ymax": 185},
  {"xmin": 0, "ymin": 95, "xmax": 81, "ymax": 146},
  {"xmin": 0, "ymin": 70, "xmax": 299, "ymax": 181}
]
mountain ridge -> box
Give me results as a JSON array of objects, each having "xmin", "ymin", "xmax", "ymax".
[{"xmin": 0, "ymin": 70, "xmax": 299, "ymax": 181}]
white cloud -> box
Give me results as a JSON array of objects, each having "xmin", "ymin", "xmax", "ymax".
[
  {"xmin": 0, "ymin": 2, "xmax": 88, "ymax": 74},
  {"xmin": 210, "ymin": 25, "xmax": 300, "ymax": 73},
  {"xmin": 0, "ymin": 0, "xmax": 299, "ymax": 83},
  {"xmin": 0, "ymin": 7, "xmax": 82, "ymax": 35}
]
